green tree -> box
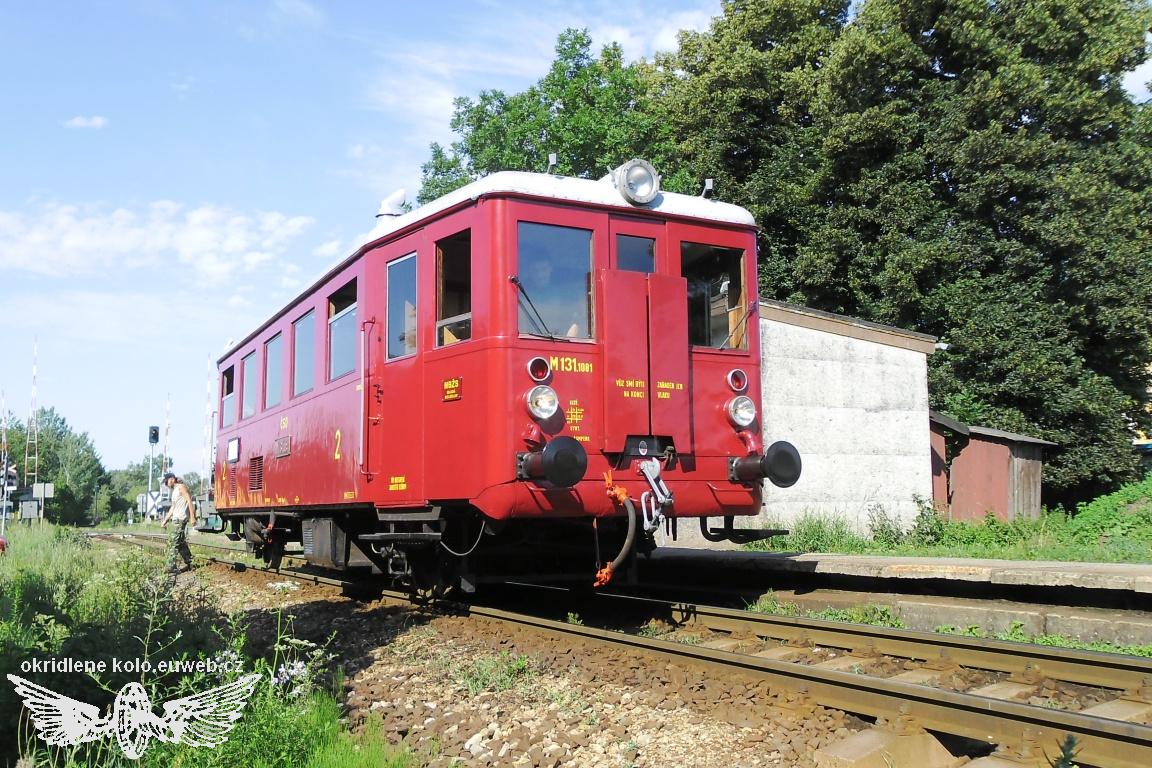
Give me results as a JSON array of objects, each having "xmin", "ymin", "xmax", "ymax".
[
  {"xmin": 418, "ymin": 28, "xmax": 684, "ymax": 202},
  {"xmin": 801, "ymin": 0, "xmax": 1152, "ymax": 503},
  {"xmin": 654, "ymin": 0, "xmax": 850, "ymax": 294},
  {"xmin": 3, "ymin": 407, "xmax": 107, "ymax": 524}
]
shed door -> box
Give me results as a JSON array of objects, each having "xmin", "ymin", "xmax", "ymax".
[{"xmin": 599, "ymin": 220, "xmax": 691, "ymax": 455}]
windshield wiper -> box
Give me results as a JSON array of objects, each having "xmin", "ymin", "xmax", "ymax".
[{"xmin": 509, "ymin": 275, "xmax": 562, "ymax": 340}]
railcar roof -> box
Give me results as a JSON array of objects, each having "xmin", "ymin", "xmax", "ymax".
[
  {"xmin": 361, "ymin": 171, "xmax": 756, "ymax": 248},
  {"xmin": 220, "ymin": 170, "xmax": 756, "ymax": 361}
]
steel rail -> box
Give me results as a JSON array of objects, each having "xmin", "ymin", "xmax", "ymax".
[
  {"xmin": 662, "ymin": 599, "xmax": 1152, "ymax": 692},
  {"xmin": 469, "ymin": 602, "xmax": 1152, "ymax": 768}
]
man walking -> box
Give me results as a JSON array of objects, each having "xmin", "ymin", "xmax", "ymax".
[{"xmin": 160, "ymin": 473, "xmax": 196, "ymax": 573}]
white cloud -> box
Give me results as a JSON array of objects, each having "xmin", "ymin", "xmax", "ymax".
[
  {"xmin": 63, "ymin": 116, "xmax": 108, "ymax": 129},
  {"xmin": 312, "ymin": 239, "xmax": 342, "ymax": 258},
  {"xmin": 0, "ymin": 201, "xmax": 314, "ymax": 283},
  {"xmin": 1123, "ymin": 53, "xmax": 1152, "ymax": 102}
]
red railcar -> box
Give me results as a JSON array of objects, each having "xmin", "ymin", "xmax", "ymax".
[{"xmin": 212, "ymin": 161, "xmax": 799, "ymax": 591}]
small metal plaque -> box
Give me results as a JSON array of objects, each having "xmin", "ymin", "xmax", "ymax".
[
  {"xmin": 274, "ymin": 436, "xmax": 292, "ymax": 458},
  {"xmin": 442, "ymin": 377, "xmax": 462, "ymax": 402}
]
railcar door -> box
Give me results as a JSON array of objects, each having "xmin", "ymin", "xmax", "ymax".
[
  {"xmin": 599, "ymin": 218, "xmax": 692, "ymax": 456},
  {"xmin": 364, "ymin": 232, "xmax": 426, "ymax": 503}
]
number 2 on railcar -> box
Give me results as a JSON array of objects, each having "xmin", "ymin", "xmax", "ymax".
[{"xmin": 210, "ymin": 160, "xmax": 800, "ymax": 594}]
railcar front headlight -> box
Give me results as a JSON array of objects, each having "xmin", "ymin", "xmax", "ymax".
[
  {"xmin": 726, "ymin": 396, "xmax": 757, "ymax": 428},
  {"xmin": 526, "ymin": 385, "xmax": 559, "ymax": 420}
]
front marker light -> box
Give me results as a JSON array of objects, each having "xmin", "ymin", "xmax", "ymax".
[
  {"xmin": 526, "ymin": 385, "xmax": 559, "ymax": 419},
  {"xmin": 726, "ymin": 396, "xmax": 757, "ymax": 428}
]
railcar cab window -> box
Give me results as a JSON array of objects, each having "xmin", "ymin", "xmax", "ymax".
[
  {"xmin": 293, "ymin": 310, "xmax": 316, "ymax": 397},
  {"xmin": 328, "ymin": 279, "xmax": 357, "ymax": 379},
  {"xmin": 682, "ymin": 242, "xmax": 747, "ymax": 349},
  {"xmin": 387, "ymin": 254, "xmax": 418, "ymax": 359},
  {"xmin": 436, "ymin": 229, "xmax": 472, "ymax": 347},
  {"xmin": 241, "ymin": 352, "xmax": 258, "ymax": 418},
  {"xmin": 220, "ymin": 366, "xmax": 236, "ymax": 427},
  {"xmin": 616, "ymin": 234, "xmax": 655, "ymax": 273},
  {"xmin": 265, "ymin": 334, "xmax": 283, "ymax": 408},
  {"xmin": 517, "ymin": 222, "xmax": 592, "ymax": 339}
]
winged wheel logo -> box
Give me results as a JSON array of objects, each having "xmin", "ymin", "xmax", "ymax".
[{"xmin": 7, "ymin": 673, "xmax": 262, "ymax": 759}]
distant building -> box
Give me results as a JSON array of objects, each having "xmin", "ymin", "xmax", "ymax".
[{"xmin": 930, "ymin": 414, "xmax": 1055, "ymax": 522}]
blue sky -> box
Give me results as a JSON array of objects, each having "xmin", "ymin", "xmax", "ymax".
[
  {"xmin": 1, "ymin": 2, "xmax": 1148, "ymax": 480},
  {"xmin": 0, "ymin": 0, "xmax": 725, "ymax": 477}
]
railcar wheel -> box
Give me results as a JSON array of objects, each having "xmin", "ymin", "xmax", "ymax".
[
  {"xmin": 406, "ymin": 549, "xmax": 456, "ymax": 605},
  {"xmin": 244, "ymin": 516, "xmax": 265, "ymax": 559}
]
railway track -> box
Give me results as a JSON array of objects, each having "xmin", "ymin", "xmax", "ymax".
[{"xmin": 94, "ymin": 531, "xmax": 1152, "ymax": 767}]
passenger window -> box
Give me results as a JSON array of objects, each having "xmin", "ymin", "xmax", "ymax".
[
  {"xmin": 328, "ymin": 279, "xmax": 357, "ymax": 379},
  {"xmin": 681, "ymin": 242, "xmax": 747, "ymax": 349},
  {"xmin": 387, "ymin": 254, "xmax": 418, "ymax": 359},
  {"xmin": 293, "ymin": 310, "xmax": 316, "ymax": 396},
  {"xmin": 617, "ymin": 234, "xmax": 655, "ymax": 273},
  {"xmin": 265, "ymin": 334, "xmax": 283, "ymax": 408},
  {"xmin": 436, "ymin": 230, "xmax": 472, "ymax": 346},
  {"xmin": 241, "ymin": 352, "xmax": 258, "ymax": 418},
  {"xmin": 517, "ymin": 222, "xmax": 592, "ymax": 339},
  {"xmin": 221, "ymin": 366, "xmax": 236, "ymax": 427}
]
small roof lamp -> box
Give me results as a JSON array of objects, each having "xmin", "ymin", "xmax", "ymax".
[{"xmin": 613, "ymin": 159, "xmax": 661, "ymax": 205}]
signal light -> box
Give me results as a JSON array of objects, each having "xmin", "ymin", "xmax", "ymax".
[
  {"xmin": 527, "ymin": 356, "xmax": 552, "ymax": 382},
  {"xmin": 726, "ymin": 369, "xmax": 748, "ymax": 392},
  {"xmin": 148, "ymin": 426, "xmax": 159, "ymax": 444}
]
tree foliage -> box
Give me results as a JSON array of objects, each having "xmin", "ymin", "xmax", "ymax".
[
  {"xmin": 418, "ymin": 29, "xmax": 684, "ymax": 202},
  {"xmin": 418, "ymin": 1, "xmax": 1152, "ymax": 505},
  {"xmin": 3, "ymin": 408, "xmax": 106, "ymax": 525}
]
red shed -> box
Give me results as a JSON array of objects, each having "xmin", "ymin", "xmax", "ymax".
[{"xmin": 930, "ymin": 412, "xmax": 1055, "ymax": 522}]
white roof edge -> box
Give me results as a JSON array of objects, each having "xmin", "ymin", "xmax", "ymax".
[{"xmin": 359, "ymin": 171, "xmax": 757, "ymax": 249}]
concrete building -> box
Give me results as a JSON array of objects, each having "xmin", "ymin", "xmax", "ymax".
[{"xmin": 756, "ymin": 300, "xmax": 937, "ymax": 532}]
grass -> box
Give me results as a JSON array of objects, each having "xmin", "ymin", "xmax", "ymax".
[
  {"xmin": 749, "ymin": 590, "xmax": 1152, "ymax": 657},
  {"xmin": 747, "ymin": 591, "xmax": 904, "ymax": 628},
  {"xmin": 0, "ymin": 524, "xmax": 416, "ymax": 768},
  {"xmin": 748, "ymin": 476, "xmax": 1152, "ymax": 562},
  {"xmin": 936, "ymin": 621, "xmax": 1152, "ymax": 658},
  {"xmin": 456, "ymin": 651, "xmax": 539, "ymax": 696}
]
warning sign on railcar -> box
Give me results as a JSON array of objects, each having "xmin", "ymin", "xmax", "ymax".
[{"xmin": 442, "ymin": 377, "xmax": 462, "ymax": 401}]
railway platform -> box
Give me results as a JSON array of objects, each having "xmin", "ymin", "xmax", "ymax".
[
  {"xmin": 640, "ymin": 549, "xmax": 1152, "ymax": 645},
  {"xmin": 650, "ymin": 548, "xmax": 1152, "ymax": 593}
]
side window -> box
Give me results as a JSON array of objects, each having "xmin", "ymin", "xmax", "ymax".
[
  {"xmin": 617, "ymin": 234, "xmax": 655, "ymax": 273},
  {"xmin": 328, "ymin": 279, "xmax": 357, "ymax": 379},
  {"xmin": 293, "ymin": 310, "xmax": 316, "ymax": 396},
  {"xmin": 241, "ymin": 352, "xmax": 258, "ymax": 418},
  {"xmin": 517, "ymin": 222, "xmax": 592, "ymax": 339},
  {"xmin": 220, "ymin": 366, "xmax": 236, "ymax": 427},
  {"xmin": 436, "ymin": 229, "xmax": 472, "ymax": 346},
  {"xmin": 387, "ymin": 254, "xmax": 418, "ymax": 359},
  {"xmin": 681, "ymin": 242, "xmax": 747, "ymax": 349},
  {"xmin": 264, "ymin": 334, "xmax": 283, "ymax": 408}
]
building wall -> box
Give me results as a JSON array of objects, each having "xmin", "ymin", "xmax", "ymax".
[
  {"xmin": 949, "ymin": 438, "xmax": 1011, "ymax": 521},
  {"xmin": 756, "ymin": 318, "xmax": 933, "ymax": 531},
  {"xmin": 930, "ymin": 426, "xmax": 948, "ymax": 511}
]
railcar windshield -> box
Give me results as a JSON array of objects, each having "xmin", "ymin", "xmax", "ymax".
[
  {"xmin": 682, "ymin": 242, "xmax": 747, "ymax": 349},
  {"xmin": 516, "ymin": 222, "xmax": 593, "ymax": 340}
]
